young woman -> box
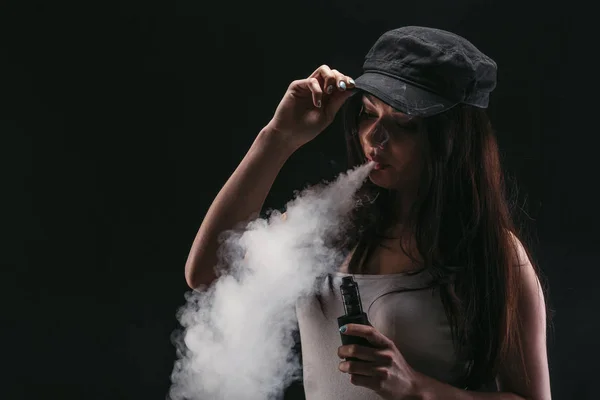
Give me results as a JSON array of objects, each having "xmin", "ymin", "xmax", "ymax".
[{"xmin": 185, "ymin": 26, "xmax": 551, "ymax": 400}]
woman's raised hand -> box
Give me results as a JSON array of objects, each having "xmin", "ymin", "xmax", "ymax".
[{"xmin": 266, "ymin": 65, "xmax": 356, "ymax": 150}]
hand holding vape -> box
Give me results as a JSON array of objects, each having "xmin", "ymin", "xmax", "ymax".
[{"xmin": 337, "ymin": 276, "xmax": 374, "ymax": 361}]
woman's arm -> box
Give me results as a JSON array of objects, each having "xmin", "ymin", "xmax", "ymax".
[
  {"xmin": 494, "ymin": 238, "xmax": 551, "ymax": 398},
  {"xmin": 184, "ymin": 126, "xmax": 298, "ymax": 289},
  {"xmin": 413, "ymin": 373, "xmax": 523, "ymax": 399},
  {"xmin": 414, "ymin": 239, "xmax": 551, "ymax": 400},
  {"xmin": 184, "ymin": 66, "xmax": 356, "ymax": 290}
]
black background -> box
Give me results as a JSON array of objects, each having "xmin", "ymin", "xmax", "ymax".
[{"xmin": 2, "ymin": 0, "xmax": 598, "ymax": 399}]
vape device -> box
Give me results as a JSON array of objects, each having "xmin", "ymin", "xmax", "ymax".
[{"xmin": 337, "ymin": 276, "xmax": 373, "ymax": 361}]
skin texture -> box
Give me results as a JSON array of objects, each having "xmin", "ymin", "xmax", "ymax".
[
  {"xmin": 358, "ymin": 94, "xmax": 424, "ymax": 191},
  {"xmin": 357, "ymin": 94, "xmax": 426, "ymax": 225}
]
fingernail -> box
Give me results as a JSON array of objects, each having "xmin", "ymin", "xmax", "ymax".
[
  {"xmin": 338, "ymin": 81, "xmax": 347, "ymax": 91},
  {"xmin": 349, "ymin": 78, "xmax": 355, "ymax": 86},
  {"xmin": 316, "ymin": 99, "xmax": 322, "ymax": 108},
  {"xmin": 327, "ymin": 85, "xmax": 334, "ymax": 94},
  {"xmin": 339, "ymin": 325, "xmax": 347, "ymax": 333}
]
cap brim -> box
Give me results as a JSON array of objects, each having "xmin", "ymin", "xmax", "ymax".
[{"xmin": 353, "ymin": 72, "xmax": 457, "ymax": 117}]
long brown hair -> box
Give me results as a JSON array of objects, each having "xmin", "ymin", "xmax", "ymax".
[{"xmin": 318, "ymin": 90, "xmax": 551, "ymax": 389}]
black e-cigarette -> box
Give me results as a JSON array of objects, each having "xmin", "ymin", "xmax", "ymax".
[{"xmin": 337, "ymin": 276, "xmax": 373, "ymax": 361}]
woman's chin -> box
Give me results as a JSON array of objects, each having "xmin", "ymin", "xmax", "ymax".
[{"xmin": 368, "ymin": 170, "xmax": 396, "ymax": 189}]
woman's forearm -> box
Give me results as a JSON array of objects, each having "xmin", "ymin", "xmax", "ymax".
[
  {"xmin": 414, "ymin": 372, "xmax": 525, "ymax": 400},
  {"xmin": 184, "ymin": 125, "xmax": 298, "ymax": 289}
]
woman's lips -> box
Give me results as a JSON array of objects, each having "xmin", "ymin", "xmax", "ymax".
[{"xmin": 366, "ymin": 157, "xmax": 389, "ymax": 170}]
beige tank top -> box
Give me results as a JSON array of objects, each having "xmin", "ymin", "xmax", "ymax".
[{"xmin": 295, "ymin": 268, "xmax": 484, "ymax": 399}]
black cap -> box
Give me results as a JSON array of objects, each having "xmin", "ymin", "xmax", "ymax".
[{"xmin": 354, "ymin": 26, "xmax": 497, "ymax": 117}]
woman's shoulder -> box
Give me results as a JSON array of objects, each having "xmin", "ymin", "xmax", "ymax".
[{"xmin": 507, "ymin": 231, "xmax": 531, "ymax": 268}]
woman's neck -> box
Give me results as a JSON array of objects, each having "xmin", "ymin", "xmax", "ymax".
[{"xmin": 390, "ymin": 187, "xmax": 419, "ymax": 232}]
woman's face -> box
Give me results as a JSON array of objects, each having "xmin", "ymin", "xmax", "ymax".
[{"xmin": 357, "ymin": 94, "xmax": 427, "ymax": 191}]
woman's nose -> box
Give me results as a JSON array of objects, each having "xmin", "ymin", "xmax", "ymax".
[{"xmin": 366, "ymin": 124, "xmax": 390, "ymax": 149}]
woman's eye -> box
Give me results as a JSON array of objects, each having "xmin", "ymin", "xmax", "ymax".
[
  {"xmin": 397, "ymin": 121, "xmax": 418, "ymax": 131},
  {"xmin": 359, "ymin": 107, "xmax": 418, "ymax": 130},
  {"xmin": 359, "ymin": 108, "xmax": 377, "ymax": 119}
]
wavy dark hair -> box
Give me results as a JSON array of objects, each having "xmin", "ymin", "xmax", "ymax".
[{"xmin": 317, "ymin": 90, "xmax": 551, "ymax": 390}]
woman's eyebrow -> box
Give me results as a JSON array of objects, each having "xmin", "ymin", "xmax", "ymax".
[{"xmin": 395, "ymin": 113, "xmax": 416, "ymax": 123}]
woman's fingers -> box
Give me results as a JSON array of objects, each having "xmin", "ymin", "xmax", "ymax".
[
  {"xmin": 331, "ymin": 68, "xmax": 354, "ymax": 91},
  {"xmin": 288, "ymin": 64, "xmax": 357, "ymax": 111},
  {"xmin": 310, "ymin": 64, "xmax": 335, "ymax": 93},
  {"xmin": 309, "ymin": 64, "xmax": 355, "ymax": 95},
  {"xmin": 338, "ymin": 344, "xmax": 384, "ymax": 362},
  {"xmin": 306, "ymin": 77, "xmax": 323, "ymax": 108}
]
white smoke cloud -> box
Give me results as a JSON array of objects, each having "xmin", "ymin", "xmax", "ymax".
[{"xmin": 169, "ymin": 162, "xmax": 374, "ymax": 400}]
